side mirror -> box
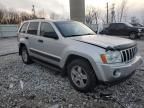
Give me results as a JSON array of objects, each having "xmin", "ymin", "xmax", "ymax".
[{"xmin": 43, "ymin": 32, "xmax": 58, "ymax": 39}]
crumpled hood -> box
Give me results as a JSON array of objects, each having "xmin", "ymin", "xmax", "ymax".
[{"xmin": 70, "ymin": 35, "xmax": 136, "ymax": 50}]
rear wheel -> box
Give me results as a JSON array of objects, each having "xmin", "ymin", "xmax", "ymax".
[
  {"xmin": 21, "ymin": 46, "xmax": 32, "ymax": 64},
  {"xmin": 67, "ymin": 59, "xmax": 97, "ymax": 92}
]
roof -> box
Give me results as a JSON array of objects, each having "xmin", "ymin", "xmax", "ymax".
[
  {"xmin": 22, "ymin": 19, "xmax": 74, "ymax": 23},
  {"xmin": 111, "ymin": 22, "xmax": 130, "ymax": 24}
]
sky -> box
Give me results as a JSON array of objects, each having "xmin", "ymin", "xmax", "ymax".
[{"xmin": 0, "ymin": 0, "xmax": 144, "ymax": 21}]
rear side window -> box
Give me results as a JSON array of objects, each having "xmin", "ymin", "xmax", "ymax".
[
  {"xmin": 117, "ymin": 24, "xmax": 125, "ymax": 29},
  {"xmin": 27, "ymin": 22, "xmax": 39, "ymax": 35},
  {"xmin": 19, "ymin": 22, "xmax": 28, "ymax": 33},
  {"xmin": 109, "ymin": 24, "xmax": 117, "ymax": 29}
]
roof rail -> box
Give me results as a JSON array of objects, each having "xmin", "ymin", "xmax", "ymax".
[{"xmin": 31, "ymin": 18, "xmax": 45, "ymax": 20}]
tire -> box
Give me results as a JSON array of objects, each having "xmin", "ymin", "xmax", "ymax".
[
  {"xmin": 67, "ymin": 59, "xmax": 97, "ymax": 92},
  {"xmin": 129, "ymin": 33, "xmax": 137, "ymax": 39},
  {"xmin": 21, "ymin": 46, "xmax": 33, "ymax": 64}
]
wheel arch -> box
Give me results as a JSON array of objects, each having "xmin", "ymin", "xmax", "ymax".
[
  {"xmin": 63, "ymin": 54, "xmax": 98, "ymax": 80},
  {"xmin": 129, "ymin": 31, "xmax": 137, "ymax": 35},
  {"xmin": 19, "ymin": 43, "xmax": 26, "ymax": 55},
  {"xmin": 129, "ymin": 31, "xmax": 138, "ymax": 39}
]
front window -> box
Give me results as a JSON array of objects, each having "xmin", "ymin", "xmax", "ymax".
[
  {"xmin": 54, "ymin": 21, "xmax": 96, "ymax": 37},
  {"xmin": 40, "ymin": 22, "xmax": 58, "ymax": 38}
]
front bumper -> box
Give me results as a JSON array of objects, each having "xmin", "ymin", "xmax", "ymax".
[{"xmin": 99, "ymin": 56, "xmax": 143, "ymax": 82}]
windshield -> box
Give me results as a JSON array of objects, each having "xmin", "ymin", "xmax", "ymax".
[
  {"xmin": 54, "ymin": 21, "xmax": 96, "ymax": 37},
  {"xmin": 125, "ymin": 23, "xmax": 133, "ymax": 27}
]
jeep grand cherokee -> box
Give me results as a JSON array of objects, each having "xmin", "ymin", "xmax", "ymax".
[{"xmin": 18, "ymin": 20, "xmax": 143, "ymax": 92}]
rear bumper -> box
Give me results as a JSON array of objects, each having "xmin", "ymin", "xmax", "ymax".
[{"xmin": 98, "ymin": 56, "xmax": 143, "ymax": 82}]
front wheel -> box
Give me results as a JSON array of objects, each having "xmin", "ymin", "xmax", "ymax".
[
  {"xmin": 67, "ymin": 59, "xmax": 97, "ymax": 92},
  {"xmin": 129, "ymin": 33, "xmax": 137, "ymax": 39}
]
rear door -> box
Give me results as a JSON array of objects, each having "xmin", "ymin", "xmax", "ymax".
[
  {"xmin": 116, "ymin": 23, "xmax": 127, "ymax": 36},
  {"xmin": 26, "ymin": 22, "xmax": 41, "ymax": 58},
  {"xmin": 108, "ymin": 24, "xmax": 118, "ymax": 35}
]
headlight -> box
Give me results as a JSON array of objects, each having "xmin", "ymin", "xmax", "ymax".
[{"xmin": 100, "ymin": 51, "xmax": 122, "ymax": 64}]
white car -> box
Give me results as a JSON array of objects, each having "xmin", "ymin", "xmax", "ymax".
[{"xmin": 18, "ymin": 19, "xmax": 143, "ymax": 92}]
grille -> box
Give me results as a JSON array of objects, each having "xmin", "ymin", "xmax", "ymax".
[{"xmin": 120, "ymin": 46, "xmax": 137, "ymax": 62}]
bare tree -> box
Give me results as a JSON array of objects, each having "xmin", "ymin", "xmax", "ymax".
[
  {"xmin": 101, "ymin": 17, "xmax": 107, "ymax": 25},
  {"xmin": 85, "ymin": 7, "xmax": 101, "ymax": 25},
  {"xmin": 1, "ymin": 9, "xmax": 9, "ymax": 24},
  {"xmin": 19, "ymin": 12, "xmax": 33, "ymax": 22},
  {"xmin": 0, "ymin": 3, "xmax": 4, "ymax": 24},
  {"xmin": 117, "ymin": 0, "xmax": 128, "ymax": 22},
  {"xmin": 0, "ymin": 8, "xmax": 34, "ymax": 24},
  {"xmin": 37, "ymin": 9, "xmax": 46, "ymax": 18},
  {"xmin": 131, "ymin": 16, "xmax": 140, "ymax": 25},
  {"xmin": 0, "ymin": 2, "xmax": 39, "ymax": 24},
  {"xmin": 0, "ymin": 9, "xmax": 4, "ymax": 24},
  {"xmin": 7, "ymin": 9, "xmax": 18, "ymax": 24},
  {"xmin": 50, "ymin": 12, "xmax": 59, "ymax": 20},
  {"xmin": 85, "ymin": 7, "xmax": 93, "ymax": 24}
]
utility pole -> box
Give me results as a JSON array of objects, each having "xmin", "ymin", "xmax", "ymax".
[
  {"xmin": 70, "ymin": 0, "xmax": 85, "ymax": 23},
  {"xmin": 106, "ymin": 2, "xmax": 109, "ymax": 24},
  {"xmin": 42, "ymin": 9, "xmax": 45, "ymax": 18},
  {"xmin": 32, "ymin": 5, "xmax": 36, "ymax": 18},
  {"xmin": 111, "ymin": 3, "xmax": 115, "ymax": 23}
]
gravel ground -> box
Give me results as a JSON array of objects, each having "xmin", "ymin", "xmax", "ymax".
[
  {"xmin": 0, "ymin": 37, "xmax": 144, "ymax": 108},
  {"xmin": 0, "ymin": 54, "xmax": 144, "ymax": 108}
]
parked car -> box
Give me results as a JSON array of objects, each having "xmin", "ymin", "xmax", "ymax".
[
  {"xmin": 18, "ymin": 20, "xmax": 143, "ymax": 92},
  {"xmin": 100, "ymin": 23, "xmax": 144, "ymax": 39}
]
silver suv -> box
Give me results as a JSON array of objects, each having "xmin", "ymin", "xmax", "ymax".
[{"xmin": 18, "ymin": 20, "xmax": 143, "ymax": 92}]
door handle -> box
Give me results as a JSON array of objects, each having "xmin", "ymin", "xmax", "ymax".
[
  {"xmin": 25, "ymin": 37, "xmax": 29, "ymax": 39},
  {"xmin": 38, "ymin": 39, "xmax": 43, "ymax": 43}
]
